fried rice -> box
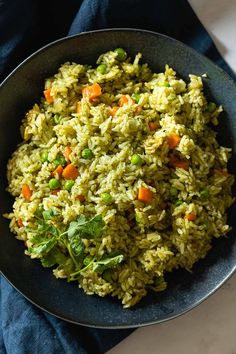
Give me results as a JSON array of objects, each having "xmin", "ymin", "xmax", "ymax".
[{"xmin": 5, "ymin": 49, "xmax": 235, "ymax": 307}]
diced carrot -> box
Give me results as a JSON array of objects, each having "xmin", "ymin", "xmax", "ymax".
[
  {"xmin": 174, "ymin": 160, "xmax": 189, "ymax": 170},
  {"xmin": 119, "ymin": 95, "xmax": 129, "ymax": 106},
  {"xmin": 221, "ymin": 169, "xmax": 229, "ymax": 177},
  {"xmin": 63, "ymin": 146, "xmax": 72, "ymax": 162},
  {"xmin": 82, "ymin": 83, "xmax": 102, "ymax": 100},
  {"xmin": 52, "ymin": 165, "xmax": 63, "ymax": 177},
  {"xmin": 76, "ymin": 101, "xmax": 81, "ymax": 113},
  {"xmin": 17, "ymin": 218, "xmax": 24, "ymax": 228},
  {"xmin": 170, "ymin": 155, "xmax": 179, "ymax": 165},
  {"xmin": 138, "ymin": 187, "xmax": 153, "ymax": 203},
  {"xmin": 119, "ymin": 95, "xmax": 134, "ymax": 107},
  {"xmin": 43, "ymin": 88, "xmax": 53, "ymax": 104},
  {"xmin": 214, "ymin": 168, "xmax": 229, "ymax": 177},
  {"xmin": 169, "ymin": 154, "xmax": 189, "ymax": 170},
  {"xmin": 148, "ymin": 122, "xmax": 158, "ymax": 131},
  {"xmin": 185, "ymin": 212, "xmax": 196, "ymax": 221},
  {"xmin": 62, "ymin": 163, "xmax": 80, "ymax": 180},
  {"xmin": 77, "ymin": 194, "xmax": 85, "ymax": 202},
  {"xmin": 109, "ymin": 106, "xmax": 119, "ymax": 117},
  {"xmin": 167, "ymin": 134, "xmax": 181, "ymax": 149},
  {"xmin": 21, "ymin": 184, "xmax": 32, "ymax": 201},
  {"xmin": 51, "ymin": 188, "xmax": 60, "ymax": 195}
]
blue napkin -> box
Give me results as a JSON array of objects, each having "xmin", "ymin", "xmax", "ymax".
[{"xmin": 0, "ymin": 1, "xmax": 235, "ymax": 353}]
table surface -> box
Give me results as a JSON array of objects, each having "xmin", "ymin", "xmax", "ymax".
[{"xmin": 107, "ymin": 1, "xmax": 236, "ymax": 353}]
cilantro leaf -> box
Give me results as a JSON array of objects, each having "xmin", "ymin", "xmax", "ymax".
[
  {"xmin": 41, "ymin": 248, "xmax": 67, "ymax": 268},
  {"xmin": 68, "ymin": 214, "xmax": 105, "ymax": 239},
  {"xmin": 102, "ymin": 269, "xmax": 113, "ymax": 282},
  {"xmin": 83, "ymin": 255, "xmax": 94, "ymax": 266},
  {"xmin": 29, "ymin": 238, "xmax": 56, "ymax": 256},
  {"xmin": 37, "ymin": 220, "xmax": 51, "ymax": 233},
  {"xmin": 67, "ymin": 221, "xmax": 79, "ymax": 238},
  {"xmin": 68, "ymin": 236, "xmax": 85, "ymax": 264},
  {"xmin": 47, "ymin": 224, "xmax": 60, "ymax": 237},
  {"xmin": 30, "ymin": 233, "xmax": 46, "ymax": 244},
  {"xmin": 76, "ymin": 215, "xmax": 87, "ymax": 226},
  {"xmin": 28, "ymin": 221, "xmax": 59, "ymax": 256},
  {"xmin": 27, "ymin": 219, "xmax": 59, "ymax": 237},
  {"xmin": 42, "ymin": 209, "xmax": 60, "ymax": 220},
  {"xmin": 92, "ymin": 254, "xmax": 124, "ymax": 273}
]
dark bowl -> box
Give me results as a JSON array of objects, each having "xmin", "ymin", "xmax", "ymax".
[{"xmin": 0, "ymin": 29, "xmax": 236, "ymax": 328}]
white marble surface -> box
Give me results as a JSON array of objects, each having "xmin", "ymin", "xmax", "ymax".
[{"xmin": 107, "ymin": 1, "xmax": 236, "ymax": 353}]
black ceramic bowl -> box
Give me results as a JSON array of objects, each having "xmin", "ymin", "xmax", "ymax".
[{"xmin": 0, "ymin": 29, "xmax": 236, "ymax": 328}]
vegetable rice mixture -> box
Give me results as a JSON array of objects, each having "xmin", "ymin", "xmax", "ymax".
[{"xmin": 6, "ymin": 48, "xmax": 234, "ymax": 307}]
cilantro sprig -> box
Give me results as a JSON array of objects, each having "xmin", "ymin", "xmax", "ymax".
[
  {"xmin": 68, "ymin": 215, "xmax": 105, "ymax": 239},
  {"xmin": 25, "ymin": 210, "xmax": 124, "ymax": 281},
  {"xmin": 69, "ymin": 254, "xmax": 124, "ymax": 280}
]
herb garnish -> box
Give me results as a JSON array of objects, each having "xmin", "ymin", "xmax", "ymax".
[
  {"xmin": 26, "ymin": 211, "xmax": 124, "ymax": 280},
  {"xmin": 68, "ymin": 215, "xmax": 105, "ymax": 239}
]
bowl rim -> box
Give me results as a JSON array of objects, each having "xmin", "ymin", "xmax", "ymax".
[
  {"xmin": 1, "ymin": 27, "xmax": 235, "ymax": 88},
  {"xmin": 1, "ymin": 28, "xmax": 236, "ymax": 329}
]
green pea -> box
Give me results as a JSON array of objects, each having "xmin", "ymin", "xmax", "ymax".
[
  {"xmin": 53, "ymin": 159, "xmax": 60, "ymax": 167},
  {"xmin": 97, "ymin": 64, "xmax": 107, "ymax": 74},
  {"xmin": 114, "ymin": 48, "xmax": 127, "ymax": 61},
  {"xmin": 175, "ymin": 199, "xmax": 183, "ymax": 206},
  {"xmin": 53, "ymin": 114, "xmax": 61, "ymax": 125},
  {"xmin": 200, "ymin": 189, "xmax": 209, "ymax": 199},
  {"xmin": 159, "ymin": 81, "xmax": 170, "ymax": 87},
  {"xmin": 101, "ymin": 192, "xmax": 113, "ymax": 204},
  {"xmin": 48, "ymin": 178, "xmax": 60, "ymax": 190},
  {"xmin": 64, "ymin": 180, "xmax": 75, "ymax": 191},
  {"xmin": 170, "ymin": 187, "xmax": 178, "ymax": 197},
  {"xmin": 40, "ymin": 150, "xmax": 48, "ymax": 163},
  {"xmin": 131, "ymin": 154, "xmax": 143, "ymax": 166},
  {"xmin": 103, "ymin": 269, "xmax": 113, "ymax": 282},
  {"xmin": 162, "ymin": 81, "xmax": 170, "ymax": 87},
  {"xmin": 131, "ymin": 93, "xmax": 141, "ymax": 103},
  {"xmin": 207, "ymin": 102, "xmax": 216, "ymax": 113},
  {"xmin": 54, "ymin": 155, "xmax": 66, "ymax": 167},
  {"xmin": 82, "ymin": 148, "xmax": 93, "ymax": 160}
]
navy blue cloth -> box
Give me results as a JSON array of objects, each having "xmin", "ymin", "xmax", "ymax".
[{"xmin": 0, "ymin": 1, "xmax": 235, "ymax": 353}]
